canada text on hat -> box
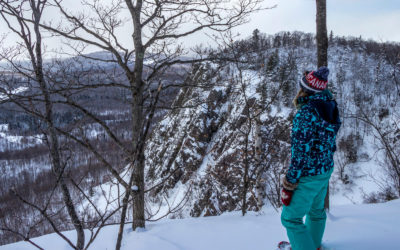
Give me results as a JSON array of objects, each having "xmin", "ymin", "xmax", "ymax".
[
  {"xmin": 305, "ymin": 72, "xmax": 327, "ymax": 90},
  {"xmin": 300, "ymin": 66, "xmax": 329, "ymax": 93}
]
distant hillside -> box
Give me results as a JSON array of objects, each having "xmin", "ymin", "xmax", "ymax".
[{"xmin": 0, "ymin": 31, "xmax": 399, "ymax": 245}]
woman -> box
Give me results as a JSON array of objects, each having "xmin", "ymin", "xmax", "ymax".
[{"xmin": 280, "ymin": 66, "xmax": 341, "ymax": 250}]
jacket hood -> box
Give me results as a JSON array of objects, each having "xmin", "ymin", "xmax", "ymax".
[{"xmin": 298, "ymin": 90, "xmax": 341, "ymax": 133}]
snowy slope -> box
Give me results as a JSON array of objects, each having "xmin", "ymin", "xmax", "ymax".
[
  {"xmin": 2, "ymin": 199, "xmax": 399, "ymax": 250},
  {"xmin": 1, "ymin": 32, "xmax": 399, "ymax": 247},
  {"xmin": 143, "ymin": 41, "xmax": 399, "ymax": 217}
]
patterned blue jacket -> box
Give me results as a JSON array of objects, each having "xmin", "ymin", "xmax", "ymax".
[{"xmin": 286, "ymin": 90, "xmax": 341, "ymax": 184}]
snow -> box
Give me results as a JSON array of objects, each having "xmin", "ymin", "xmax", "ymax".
[
  {"xmin": 0, "ymin": 124, "xmax": 8, "ymax": 132},
  {"xmin": 1, "ymin": 41, "xmax": 399, "ymax": 249},
  {"xmin": 0, "ymin": 86, "xmax": 28, "ymax": 101},
  {"xmin": 0, "ymin": 130, "xmax": 43, "ymax": 147},
  {"xmin": 2, "ymin": 199, "xmax": 400, "ymax": 250}
]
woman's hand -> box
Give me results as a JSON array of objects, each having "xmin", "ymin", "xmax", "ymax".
[
  {"xmin": 281, "ymin": 188, "xmax": 294, "ymax": 206},
  {"xmin": 281, "ymin": 175, "xmax": 298, "ymax": 206}
]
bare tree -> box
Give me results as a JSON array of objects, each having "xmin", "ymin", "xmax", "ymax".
[
  {"xmin": 0, "ymin": 1, "xmax": 85, "ymax": 248},
  {"xmin": 0, "ymin": 0, "xmax": 267, "ymax": 248},
  {"xmin": 1, "ymin": 1, "xmax": 274, "ymax": 247},
  {"xmin": 353, "ymin": 108, "xmax": 400, "ymax": 197},
  {"xmin": 25, "ymin": 0, "xmax": 265, "ymax": 237},
  {"xmin": 316, "ymin": 0, "xmax": 328, "ymax": 68},
  {"xmin": 315, "ymin": 0, "xmax": 330, "ymax": 210},
  {"xmin": 0, "ymin": 2, "xmax": 131, "ymax": 249}
]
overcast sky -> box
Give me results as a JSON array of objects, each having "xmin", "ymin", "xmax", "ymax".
[
  {"xmin": 0, "ymin": 0, "xmax": 399, "ymax": 59},
  {"xmin": 233, "ymin": 0, "xmax": 400, "ymax": 42}
]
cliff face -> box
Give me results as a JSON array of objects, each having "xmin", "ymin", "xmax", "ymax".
[
  {"xmin": 144, "ymin": 35, "xmax": 400, "ymax": 217},
  {"xmin": 145, "ymin": 62, "xmax": 293, "ymax": 217}
]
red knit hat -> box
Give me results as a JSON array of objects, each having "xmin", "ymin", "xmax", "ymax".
[{"xmin": 300, "ymin": 66, "xmax": 329, "ymax": 93}]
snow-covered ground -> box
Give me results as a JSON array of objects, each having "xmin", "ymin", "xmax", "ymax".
[
  {"xmin": 0, "ymin": 124, "xmax": 43, "ymax": 148},
  {"xmin": 2, "ymin": 199, "xmax": 399, "ymax": 250},
  {"xmin": 0, "ymin": 87, "xmax": 28, "ymax": 101}
]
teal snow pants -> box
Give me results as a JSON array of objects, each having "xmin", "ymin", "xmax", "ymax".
[{"xmin": 281, "ymin": 168, "xmax": 333, "ymax": 250}]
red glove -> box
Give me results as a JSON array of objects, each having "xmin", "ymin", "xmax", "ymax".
[
  {"xmin": 281, "ymin": 188, "xmax": 294, "ymax": 206},
  {"xmin": 281, "ymin": 175, "xmax": 298, "ymax": 206}
]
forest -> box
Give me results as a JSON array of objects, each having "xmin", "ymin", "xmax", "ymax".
[{"xmin": 0, "ymin": 0, "xmax": 399, "ymax": 249}]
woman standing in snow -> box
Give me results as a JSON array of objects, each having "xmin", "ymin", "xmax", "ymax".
[{"xmin": 280, "ymin": 67, "xmax": 341, "ymax": 250}]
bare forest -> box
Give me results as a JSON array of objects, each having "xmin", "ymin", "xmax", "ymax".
[{"xmin": 0, "ymin": 0, "xmax": 399, "ymax": 249}]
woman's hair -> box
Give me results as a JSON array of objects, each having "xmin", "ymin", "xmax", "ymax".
[
  {"xmin": 292, "ymin": 88, "xmax": 309, "ymax": 108},
  {"xmin": 292, "ymin": 70, "xmax": 312, "ymax": 108}
]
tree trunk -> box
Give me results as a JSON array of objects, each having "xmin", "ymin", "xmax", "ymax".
[
  {"xmin": 33, "ymin": 7, "xmax": 85, "ymax": 247},
  {"xmin": 41, "ymin": 56, "xmax": 85, "ymax": 250},
  {"xmin": 116, "ymin": 172, "xmax": 135, "ymax": 250},
  {"xmin": 316, "ymin": 0, "xmax": 330, "ymax": 210},
  {"xmin": 254, "ymin": 118, "xmax": 265, "ymax": 209},
  {"xmin": 131, "ymin": 155, "xmax": 145, "ymax": 229},
  {"xmin": 241, "ymin": 119, "xmax": 251, "ymax": 216},
  {"xmin": 131, "ymin": 2, "xmax": 146, "ymax": 230},
  {"xmin": 316, "ymin": 0, "xmax": 328, "ymax": 68}
]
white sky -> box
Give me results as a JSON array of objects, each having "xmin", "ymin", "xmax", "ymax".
[
  {"xmin": 0, "ymin": 0, "xmax": 399, "ymax": 60},
  {"xmin": 234, "ymin": 0, "xmax": 400, "ymax": 42}
]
